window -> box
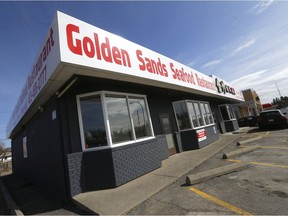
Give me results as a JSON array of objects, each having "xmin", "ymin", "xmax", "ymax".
[
  {"xmin": 77, "ymin": 91, "xmax": 154, "ymax": 151},
  {"xmin": 173, "ymin": 101, "xmax": 191, "ymax": 130},
  {"xmin": 205, "ymin": 103, "xmax": 214, "ymax": 124},
  {"xmin": 173, "ymin": 100, "xmax": 214, "ymax": 131},
  {"xmin": 79, "ymin": 95, "xmax": 107, "ymax": 148},
  {"xmin": 129, "ymin": 97, "xmax": 152, "ymax": 139},
  {"xmin": 194, "ymin": 102, "xmax": 204, "ymax": 126},
  {"xmin": 187, "ymin": 102, "xmax": 198, "ymax": 128},
  {"xmin": 106, "ymin": 95, "xmax": 133, "ymax": 143},
  {"xmin": 200, "ymin": 103, "xmax": 209, "ymax": 125},
  {"xmin": 219, "ymin": 104, "xmax": 236, "ymax": 121}
]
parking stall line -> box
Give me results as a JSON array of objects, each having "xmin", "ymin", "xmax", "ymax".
[
  {"xmin": 249, "ymin": 161, "xmax": 288, "ymax": 169},
  {"xmin": 260, "ymin": 146, "xmax": 288, "ymax": 150},
  {"xmin": 226, "ymin": 159, "xmax": 241, "ymax": 163},
  {"xmin": 189, "ymin": 187, "xmax": 253, "ymax": 216},
  {"xmin": 239, "ymin": 146, "xmax": 288, "ymax": 150},
  {"xmin": 247, "ymin": 131, "xmax": 270, "ymax": 136},
  {"xmin": 227, "ymin": 159, "xmax": 288, "ymax": 169}
]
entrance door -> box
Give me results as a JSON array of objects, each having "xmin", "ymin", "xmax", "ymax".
[{"xmin": 159, "ymin": 113, "xmax": 177, "ymax": 155}]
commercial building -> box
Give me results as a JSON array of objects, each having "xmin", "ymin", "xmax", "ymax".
[
  {"xmin": 7, "ymin": 11, "xmax": 244, "ymax": 201},
  {"xmin": 233, "ymin": 89, "xmax": 263, "ymax": 119}
]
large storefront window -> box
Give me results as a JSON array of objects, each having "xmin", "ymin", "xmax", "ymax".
[
  {"xmin": 77, "ymin": 91, "xmax": 154, "ymax": 150},
  {"xmin": 219, "ymin": 104, "xmax": 236, "ymax": 121},
  {"xmin": 173, "ymin": 100, "xmax": 214, "ymax": 131}
]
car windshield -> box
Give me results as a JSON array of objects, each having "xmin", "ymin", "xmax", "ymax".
[{"xmin": 260, "ymin": 111, "xmax": 281, "ymax": 117}]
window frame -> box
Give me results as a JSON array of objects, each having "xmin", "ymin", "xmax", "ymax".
[
  {"xmin": 173, "ymin": 100, "xmax": 215, "ymax": 131},
  {"xmin": 219, "ymin": 104, "xmax": 237, "ymax": 122},
  {"xmin": 77, "ymin": 91, "xmax": 154, "ymax": 152}
]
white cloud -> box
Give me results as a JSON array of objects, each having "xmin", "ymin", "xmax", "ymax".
[
  {"xmin": 231, "ymin": 39, "xmax": 256, "ymax": 56},
  {"xmin": 202, "ymin": 59, "xmax": 222, "ymax": 68},
  {"xmin": 186, "ymin": 61, "xmax": 196, "ymax": 67},
  {"xmin": 230, "ymin": 65, "xmax": 288, "ymax": 103},
  {"xmin": 249, "ymin": 0, "xmax": 274, "ymax": 15},
  {"xmin": 230, "ymin": 70, "xmax": 267, "ymax": 87}
]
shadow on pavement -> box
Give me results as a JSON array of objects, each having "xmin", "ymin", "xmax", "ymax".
[
  {"xmin": 247, "ymin": 127, "xmax": 287, "ymax": 133},
  {"xmin": 247, "ymin": 128, "xmax": 260, "ymax": 133},
  {"xmin": 0, "ymin": 174, "xmax": 90, "ymax": 215}
]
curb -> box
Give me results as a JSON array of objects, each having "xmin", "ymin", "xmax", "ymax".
[
  {"xmin": 125, "ymin": 134, "xmax": 245, "ymax": 214},
  {"xmin": 73, "ymin": 133, "xmax": 247, "ymax": 215},
  {"xmin": 236, "ymin": 136, "xmax": 262, "ymax": 146},
  {"xmin": 222, "ymin": 145, "xmax": 261, "ymax": 159},
  {"xmin": 0, "ymin": 179, "xmax": 24, "ymax": 216},
  {"xmin": 186, "ymin": 162, "xmax": 249, "ymax": 185}
]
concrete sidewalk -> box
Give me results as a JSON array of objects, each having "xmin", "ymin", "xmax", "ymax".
[{"xmin": 73, "ymin": 129, "xmax": 249, "ymax": 215}]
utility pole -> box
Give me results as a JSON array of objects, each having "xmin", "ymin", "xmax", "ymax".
[
  {"xmin": 275, "ymin": 82, "xmax": 283, "ymax": 108},
  {"xmin": 275, "ymin": 82, "xmax": 282, "ymax": 98}
]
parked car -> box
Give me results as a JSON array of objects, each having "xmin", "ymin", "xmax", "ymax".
[
  {"xmin": 238, "ymin": 116, "xmax": 257, "ymax": 127},
  {"xmin": 280, "ymin": 108, "xmax": 288, "ymax": 117},
  {"xmin": 257, "ymin": 110, "xmax": 288, "ymax": 130}
]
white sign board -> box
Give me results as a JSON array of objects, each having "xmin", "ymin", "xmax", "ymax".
[
  {"xmin": 58, "ymin": 12, "xmax": 226, "ymax": 97},
  {"xmin": 7, "ymin": 11, "xmax": 244, "ymax": 137}
]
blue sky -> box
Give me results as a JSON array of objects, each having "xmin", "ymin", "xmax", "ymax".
[{"xmin": 1, "ymin": 1, "xmax": 288, "ymax": 146}]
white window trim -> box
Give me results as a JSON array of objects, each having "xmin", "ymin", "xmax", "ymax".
[
  {"xmin": 192, "ymin": 101, "xmax": 215, "ymax": 129},
  {"xmin": 76, "ymin": 90, "xmax": 155, "ymax": 152},
  {"xmin": 173, "ymin": 100, "xmax": 215, "ymax": 132},
  {"xmin": 219, "ymin": 104, "xmax": 237, "ymax": 122}
]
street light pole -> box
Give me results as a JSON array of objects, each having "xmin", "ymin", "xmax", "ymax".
[
  {"xmin": 276, "ymin": 82, "xmax": 283, "ymax": 108},
  {"xmin": 130, "ymin": 101, "xmax": 146, "ymax": 125},
  {"xmin": 275, "ymin": 82, "xmax": 282, "ymax": 98}
]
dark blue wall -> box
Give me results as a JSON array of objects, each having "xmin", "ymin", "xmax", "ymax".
[
  {"xmin": 11, "ymin": 75, "xmax": 238, "ymax": 201},
  {"xmin": 66, "ymin": 135, "xmax": 168, "ymax": 196},
  {"xmin": 12, "ymin": 100, "xmax": 67, "ymax": 201},
  {"xmin": 177, "ymin": 125, "xmax": 219, "ymax": 150}
]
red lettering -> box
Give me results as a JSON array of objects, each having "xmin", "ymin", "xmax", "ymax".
[
  {"xmin": 170, "ymin": 63, "xmax": 177, "ymax": 79},
  {"xmin": 66, "ymin": 24, "xmax": 131, "ymax": 68},
  {"xmin": 136, "ymin": 49, "xmax": 145, "ymax": 71},
  {"xmin": 49, "ymin": 28, "xmax": 54, "ymax": 47},
  {"xmin": 101, "ymin": 37, "xmax": 112, "ymax": 63},
  {"xmin": 83, "ymin": 36, "xmax": 95, "ymax": 58},
  {"xmin": 120, "ymin": 49, "xmax": 131, "ymax": 67},
  {"xmin": 94, "ymin": 33, "xmax": 102, "ymax": 60},
  {"xmin": 112, "ymin": 46, "xmax": 121, "ymax": 65},
  {"xmin": 170, "ymin": 63, "xmax": 195, "ymax": 85},
  {"xmin": 136, "ymin": 49, "xmax": 168, "ymax": 77},
  {"xmin": 66, "ymin": 24, "xmax": 82, "ymax": 55}
]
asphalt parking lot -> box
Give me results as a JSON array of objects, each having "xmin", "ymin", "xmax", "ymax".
[{"xmin": 128, "ymin": 127, "xmax": 288, "ymax": 215}]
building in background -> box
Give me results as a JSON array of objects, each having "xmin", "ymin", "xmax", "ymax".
[
  {"xmin": 7, "ymin": 11, "xmax": 244, "ymax": 202},
  {"xmin": 233, "ymin": 89, "xmax": 263, "ymax": 120}
]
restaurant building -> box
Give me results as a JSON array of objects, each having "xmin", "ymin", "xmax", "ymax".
[{"xmin": 7, "ymin": 11, "xmax": 244, "ymax": 201}]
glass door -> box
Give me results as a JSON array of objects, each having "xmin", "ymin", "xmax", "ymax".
[{"xmin": 159, "ymin": 113, "xmax": 177, "ymax": 155}]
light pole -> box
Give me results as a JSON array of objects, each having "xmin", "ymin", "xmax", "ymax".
[
  {"xmin": 276, "ymin": 82, "xmax": 283, "ymax": 108},
  {"xmin": 129, "ymin": 101, "xmax": 146, "ymax": 126}
]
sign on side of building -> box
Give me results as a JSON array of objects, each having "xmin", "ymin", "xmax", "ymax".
[
  {"xmin": 7, "ymin": 11, "xmax": 244, "ymax": 137},
  {"xmin": 6, "ymin": 15, "xmax": 61, "ymax": 137},
  {"xmin": 58, "ymin": 12, "xmax": 217, "ymax": 95}
]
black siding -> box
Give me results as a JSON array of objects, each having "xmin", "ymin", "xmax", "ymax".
[{"xmin": 12, "ymin": 100, "xmax": 67, "ymax": 201}]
